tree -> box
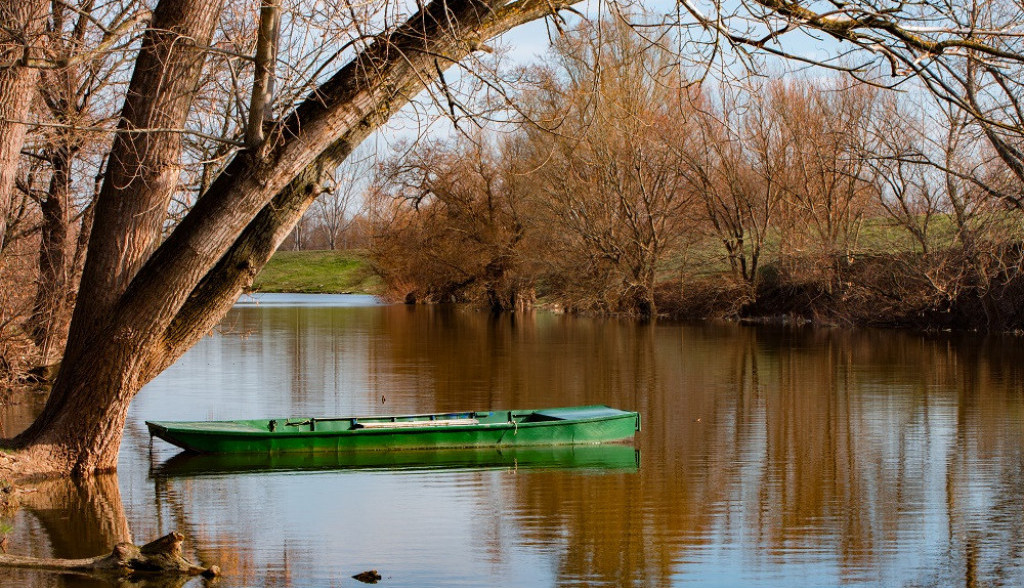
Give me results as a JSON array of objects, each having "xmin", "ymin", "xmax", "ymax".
[
  {"xmin": 315, "ymin": 150, "xmax": 373, "ymax": 250},
  {"xmin": 0, "ymin": 0, "xmax": 48, "ymax": 253},
  {"xmin": 770, "ymin": 79, "xmax": 881, "ymax": 284},
  {"xmin": 370, "ymin": 131, "xmax": 531, "ymax": 309},
  {"xmin": 22, "ymin": 0, "xmax": 145, "ymax": 364},
  {"xmin": 516, "ymin": 18, "xmax": 697, "ymax": 318},
  {"xmin": 864, "ymin": 95, "xmax": 943, "ymax": 255},
  {"xmin": 673, "ymin": 81, "xmax": 785, "ymax": 288},
  {"xmin": 5, "ymin": 0, "xmax": 582, "ymax": 477}
]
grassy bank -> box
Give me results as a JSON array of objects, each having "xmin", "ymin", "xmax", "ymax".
[{"xmin": 250, "ymin": 250, "xmax": 383, "ymax": 294}]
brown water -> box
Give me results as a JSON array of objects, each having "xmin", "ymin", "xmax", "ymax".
[{"xmin": 7, "ymin": 293, "xmax": 1024, "ymax": 587}]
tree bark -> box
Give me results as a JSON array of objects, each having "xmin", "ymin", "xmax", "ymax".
[{"xmin": 0, "ymin": 0, "xmax": 48, "ymax": 252}]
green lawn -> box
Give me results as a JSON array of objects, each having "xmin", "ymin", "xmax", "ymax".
[
  {"xmin": 657, "ymin": 213, "xmax": 982, "ymax": 282},
  {"xmin": 250, "ymin": 250, "xmax": 383, "ymax": 294}
]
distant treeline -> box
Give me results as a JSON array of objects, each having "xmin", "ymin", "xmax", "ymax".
[{"xmin": 363, "ymin": 20, "xmax": 1024, "ymax": 331}]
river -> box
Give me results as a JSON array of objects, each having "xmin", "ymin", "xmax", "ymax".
[{"xmin": 6, "ymin": 293, "xmax": 1024, "ymax": 586}]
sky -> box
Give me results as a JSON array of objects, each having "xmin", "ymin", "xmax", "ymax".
[{"xmin": 368, "ymin": 0, "xmax": 849, "ymax": 149}]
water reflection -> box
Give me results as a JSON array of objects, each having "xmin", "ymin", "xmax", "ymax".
[
  {"xmin": 152, "ymin": 445, "xmax": 640, "ymax": 478},
  {"xmin": 7, "ymin": 474, "xmax": 199, "ymax": 588},
  {"xmin": 7, "ymin": 295, "xmax": 1024, "ymax": 586},
  {"xmin": 16, "ymin": 475, "xmax": 132, "ymax": 556}
]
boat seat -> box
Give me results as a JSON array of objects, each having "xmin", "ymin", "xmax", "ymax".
[{"xmin": 353, "ymin": 418, "xmax": 479, "ymax": 429}]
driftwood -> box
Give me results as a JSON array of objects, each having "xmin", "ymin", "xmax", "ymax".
[
  {"xmin": 352, "ymin": 569, "xmax": 382, "ymax": 583},
  {"xmin": 0, "ymin": 531, "xmax": 219, "ymax": 579}
]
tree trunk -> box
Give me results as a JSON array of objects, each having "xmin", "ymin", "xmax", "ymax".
[
  {"xmin": 13, "ymin": 0, "xmax": 224, "ymax": 474},
  {"xmin": 64, "ymin": 0, "xmax": 224, "ymax": 366},
  {"xmin": 30, "ymin": 148, "xmax": 73, "ymax": 362},
  {"xmin": 16, "ymin": 330, "xmax": 155, "ymax": 474},
  {"xmin": 0, "ymin": 0, "xmax": 48, "ymax": 252}
]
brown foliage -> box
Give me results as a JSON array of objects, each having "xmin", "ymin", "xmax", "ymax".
[
  {"xmin": 365, "ymin": 17, "xmax": 1024, "ymax": 330},
  {"xmin": 369, "ymin": 133, "xmax": 534, "ymax": 309}
]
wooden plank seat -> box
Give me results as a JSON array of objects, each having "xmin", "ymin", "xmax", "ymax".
[{"xmin": 353, "ymin": 418, "xmax": 480, "ymax": 429}]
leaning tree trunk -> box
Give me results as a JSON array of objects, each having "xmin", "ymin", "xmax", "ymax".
[
  {"xmin": 0, "ymin": 0, "xmax": 48, "ymax": 252},
  {"xmin": 12, "ymin": 0, "xmax": 578, "ymax": 477}
]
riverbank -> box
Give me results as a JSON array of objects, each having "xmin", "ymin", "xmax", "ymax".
[
  {"xmin": 250, "ymin": 250, "xmax": 383, "ymax": 295},
  {"xmin": 267, "ymin": 248, "xmax": 1024, "ymax": 332},
  {"xmin": 657, "ymin": 252, "xmax": 1024, "ymax": 333}
]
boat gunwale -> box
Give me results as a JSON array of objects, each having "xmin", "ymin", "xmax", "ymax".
[{"xmin": 146, "ymin": 410, "xmax": 639, "ymax": 440}]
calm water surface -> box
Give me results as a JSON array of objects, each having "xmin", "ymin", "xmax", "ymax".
[{"xmin": 8, "ymin": 293, "xmax": 1024, "ymax": 587}]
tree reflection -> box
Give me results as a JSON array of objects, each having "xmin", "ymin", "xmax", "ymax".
[
  {"xmin": 16, "ymin": 474, "xmax": 131, "ymax": 558},
  {"xmin": 491, "ymin": 326, "xmax": 1024, "ymax": 585},
  {"xmin": 9, "ymin": 474, "xmax": 202, "ymax": 587}
]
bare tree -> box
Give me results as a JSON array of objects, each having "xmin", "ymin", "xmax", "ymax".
[
  {"xmin": 863, "ymin": 95, "xmax": 944, "ymax": 255},
  {"xmin": 673, "ymin": 81, "xmax": 784, "ymax": 288},
  {"xmin": 22, "ymin": 0, "xmax": 146, "ymax": 363},
  {"xmin": 766, "ymin": 79, "xmax": 882, "ymax": 287},
  {"xmin": 316, "ymin": 148, "xmax": 373, "ymax": 250},
  {"xmin": 370, "ymin": 131, "xmax": 531, "ymax": 309},
  {"xmin": 516, "ymin": 18, "xmax": 698, "ymax": 318}
]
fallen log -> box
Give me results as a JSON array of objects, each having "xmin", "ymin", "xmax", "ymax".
[{"xmin": 0, "ymin": 531, "xmax": 219, "ymax": 579}]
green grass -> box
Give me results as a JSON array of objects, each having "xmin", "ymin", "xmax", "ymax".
[
  {"xmin": 251, "ymin": 249, "xmax": 383, "ymax": 294},
  {"xmin": 657, "ymin": 212, "xmax": 987, "ymax": 282}
]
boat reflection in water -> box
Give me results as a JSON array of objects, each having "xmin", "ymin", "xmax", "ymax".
[{"xmin": 151, "ymin": 444, "xmax": 641, "ymax": 478}]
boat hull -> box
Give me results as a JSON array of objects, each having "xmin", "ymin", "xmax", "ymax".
[{"xmin": 146, "ymin": 406, "xmax": 640, "ymax": 454}]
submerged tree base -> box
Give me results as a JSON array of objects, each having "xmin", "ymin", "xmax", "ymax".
[
  {"xmin": 0, "ymin": 531, "xmax": 219, "ymax": 579},
  {"xmin": 0, "ymin": 443, "xmax": 96, "ymax": 481}
]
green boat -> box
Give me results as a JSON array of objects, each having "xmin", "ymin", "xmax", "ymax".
[{"xmin": 146, "ymin": 405, "xmax": 640, "ymax": 454}]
